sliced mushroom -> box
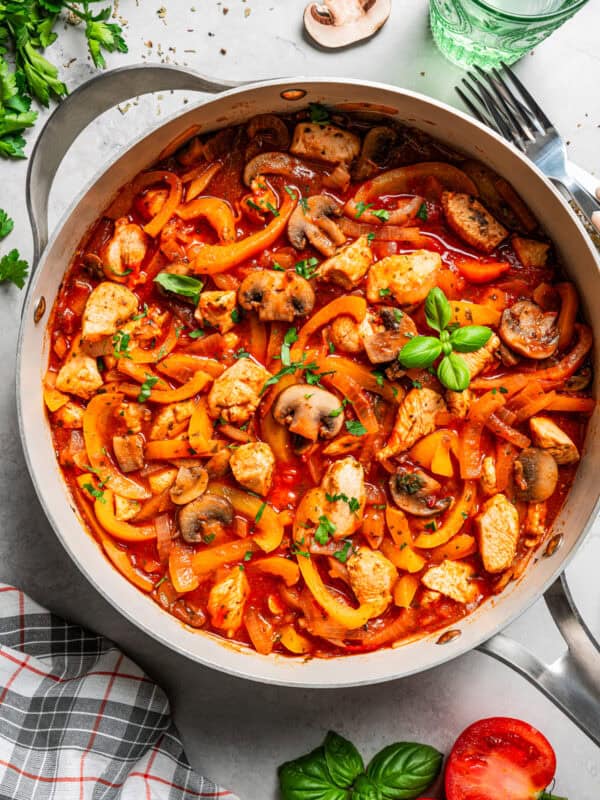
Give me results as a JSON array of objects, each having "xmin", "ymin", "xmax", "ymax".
[
  {"xmin": 389, "ymin": 468, "xmax": 452, "ymax": 517},
  {"xmin": 169, "ymin": 466, "xmax": 209, "ymax": 505},
  {"xmin": 513, "ymin": 448, "xmax": 558, "ymax": 503},
  {"xmin": 288, "ymin": 195, "xmax": 346, "ymax": 256},
  {"xmin": 564, "ymin": 365, "xmax": 592, "ymax": 392},
  {"xmin": 353, "ymin": 126, "xmax": 397, "ymax": 181},
  {"xmin": 81, "ymin": 253, "xmax": 104, "ymax": 280},
  {"xmin": 499, "ymin": 300, "xmax": 559, "ymax": 360},
  {"xmin": 363, "ymin": 307, "xmax": 418, "ymax": 364},
  {"xmin": 238, "ymin": 270, "xmax": 315, "ymax": 322},
  {"xmin": 273, "ymin": 384, "xmax": 344, "ymax": 443},
  {"xmin": 178, "ymin": 494, "xmax": 234, "ymax": 543},
  {"xmin": 245, "ymin": 114, "xmax": 290, "ymax": 159},
  {"xmin": 304, "ymin": 0, "xmax": 391, "ymax": 49},
  {"xmin": 243, "ymin": 151, "xmax": 321, "ymax": 189}
]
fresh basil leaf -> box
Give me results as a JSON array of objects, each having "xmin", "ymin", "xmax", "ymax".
[
  {"xmin": 366, "ymin": 742, "xmax": 442, "ymax": 800},
  {"xmin": 398, "ymin": 336, "xmax": 442, "ymax": 369},
  {"xmin": 424, "ymin": 287, "xmax": 451, "ymax": 333},
  {"xmin": 449, "ymin": 325, "xmax": 492, "ymax": 353},
  {"xmin": 351, "ymin": 774, "xmax": 383, "ymax": 800},
  {"xmin": 437, "ymin": 353, "xmax": 470, "ymax": 392},
  {"xmin": 324, "ymin": 731, "xmax": 364, "ymax": 789},
  {"xmin": 154, "ymin": 272, "xmax": 203, "ymax": 304},
  {"xmin": 279, "ymin": 747, "xmax": 350, "ymax": 800}
]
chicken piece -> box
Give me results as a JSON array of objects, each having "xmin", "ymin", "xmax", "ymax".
[
  {"xmin": 207, "ymin": 358, "xmax": 271, "ymax": 425},
  {"xmin": 55, "ymin": 354, "xmax": 103, "ymax": 400},
  {"xmin": 229, "ymin": 442, "xmax": 275, "ymax": 496},
  {"xmin": 530, "ymin": 416, "xmax": 579, "ymax": 465},
  {"xmin": 422, "ymin": 560, "xmax": 478, "ymax": 604},
  {"xmin": 330, "ymin": 314, "xmax": 364, "ymax": 353},
  {"xmin": 379, "ymin": 388, "xmax": 446, "ymax": 461},
  {"xmin": 121, "ymin": 402, "xmax": 151, "ymax": 434},
  {"xmin": 114, "ymin": 496, "xmax": 141, "ymax": 521},
  {"xmin": 512, "ymin": 236, "xmax": 550, "ymax": 268},
  {"xmin": 524, "ymin": 501, "xmax": 546, "ymax": 539},
  {"xmin": 195, "ymin": 290, "xmax": 238, "ymax": 334},
  {"xmin": 320, "ymin": 456, "xmax": 366, "ymax": 539},
  {"xmin": 149, "ymin": 400, "xmax": 196, "ymax": 440},
  {"xmin": 207, "ymin": 568, "xmax": 250, "ymax": 638},
  {"xmin": 112, "ymin": 433, "xmax": 145, "ymax": 473},
  {"xmin": 442, "ymin": 192, "xmax": 508, "ymax": 254},
  {"xmin": 290, "ymin": 122, "xmax": 360, "ymax": 165},
  {"xmin": 103, "ymin": 218, "xmax": 148, "ymax": 277},
  {"xmin": 81, "ymin": 281, "xmax": 138, "ymax": 342},
  {"xmin": 366, "ymin": 250, "xmax": 441, "ymax": 306},
  {"xmin": 346, "ymin": 546, "xmax": 397, "ymax": 618},
  {"xmin": 148, "ymin": 467, "xmax": 178, "ymax": 495},
  {"xmin": 480, "ymin": 456, "xmax": 497, "ymax": 496},
  {"xmin": 459, "ymin": 334, "xmax": 501, "ymax": 377},
  {"xmin": 53, "ymin": 401, "xmax": 84, "ymax": 429},
  {"xmin": 446, "ymin": 388, "xmax": 473, "ymax": 419},
  {"xmin": 316, "ymin": 236, "xmax": 373, "ymax": 290},
  {"xmin": 475, "ymin": 493, "xmax": 520, "ymax": 574}
]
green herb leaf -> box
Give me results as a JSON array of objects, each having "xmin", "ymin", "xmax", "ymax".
[
  {"xmin": 437, "ymin": 352, "xmax": 470, "ymax": 392},
  {"xmin": 449, "ymin": 325, "xmax": 492, "ymax": 353},
  {"xmin": 309, "ymin": 103, "xmax": 330, "ymax": 126},
  {"xmin": 333, "ymin": 541, "xmax": 353, "ymax": 563},
  {"xmin": 279, "ymin": 748, "xmax": 349, "ymax": 800},
  {"xmin": 83, "ymin": 482, "xmax": 106, "ymax": 504},
  {"xmin": 0, "ymin": 210, "xmax": 14, "ymax": 239},
  {"xmin": 371, "ymin": 209, "xmax": 390, "ymax": 222},
  {"xmin": 345, "ymin": 420, "xmax": 367, "ymax": 437},
  {"xmin": 378, "ymin": 288, "xmax": 391, "ymax": 298},
  {"xmin": 189, "ymin": 329, "xmax": 205, "ymax": 339},
  {"xmin": 398, "ymin": 336, "xmax": 442, "ymax": 369},
  {"xmin": 254, "ymin": 502, "xmax": 267, "ymax": 524},
  {"xmin": 355, "ymin": 201, "xmax": 373, "ymax": 219},
  {"xmin": 0, "ymin": 248, "xmax": 29, "ymax": 288},
  {"xmin": 323, "ymin": 731, "xmax": 364, "ymax": 789},
  {"xmin": 351, "ymin": 774, "xmax": 383, "ymax": 800},
  {"xmin": 234, "ymin": 348, "xmax": 250, "ymax": 359},
  {"xmin": 230, "ymin": 308, "xmax": 241, "ymax": 323},
  {"xmin": 112, "ymin": 330, "xmax": 132, "ymax": 359},
  {"xmin": 367, "ymin": 232, "xmax": 376, "ymax": 243},
  {"xmin": 272, "ymin": 262, "xmax": 285, "ymax": 271},
  {"xmin": 424, "ymin": 286, "xmax": 451, "ymax": 333},
  {"xmin": 315, "ymin": 514, "xmax": 336, "ymax": 545},
  {"xmin": 154, "ymin": 272, "xmax": 203, "ymax": 304},
  {"xmin": 295, "ymin": 257, "xmax": 319, "ymax": 280},
  {"xmin": 416, "ymin": 203, "xmax": 428, "ymax": 222},
  {"xmin": 366, "ymin": 742, "xmax": 442, "ymax": 799},
  {"xmin": 137, "ymin": 374, "xmax": 159, "ymax": 403},
  {"xmin": 281, "ymin": 327, "xmax": 299, "ymax": 366}
]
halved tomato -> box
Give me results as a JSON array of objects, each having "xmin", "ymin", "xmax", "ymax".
[{"xmin": 445, "ymin": 717, "xmax": 560, "ymax": 800}]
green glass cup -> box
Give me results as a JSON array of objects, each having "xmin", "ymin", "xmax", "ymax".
[{"xmin": 429, "ymin": 0, "xmax": 590, "ymax": 69}]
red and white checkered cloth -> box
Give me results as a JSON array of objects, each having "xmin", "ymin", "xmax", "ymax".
[{"xmin": 0, "ymin": 584, "xmax": 238, "ymax": 800}]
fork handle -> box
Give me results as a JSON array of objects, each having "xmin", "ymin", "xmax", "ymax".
[{"xmin": 552, "ymin": 173, "xmax": 600, "ymax": 225}]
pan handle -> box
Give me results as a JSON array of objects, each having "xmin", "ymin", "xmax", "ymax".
[
  {"xmin": 478, "ymin": 575, "xmax": 600, "ymax": 747},
  {"xmin": 26, "ymin": 63, "xmax": 240, "ymax": 266}
]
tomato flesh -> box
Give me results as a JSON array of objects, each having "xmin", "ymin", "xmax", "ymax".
[{"xmin": 445, "ymin": 717, "xmax": 557, "ymax": 800}]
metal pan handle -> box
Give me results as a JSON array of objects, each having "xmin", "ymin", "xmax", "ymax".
[
  {"xmin": 478, "ymin": 575, "xmax": 600, "ymax": 747},
  {"xmin": 26, "ymin": 63, "xmax": 239, "ymax": 266}
]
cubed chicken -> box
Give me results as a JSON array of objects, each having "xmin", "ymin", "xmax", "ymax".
[
  {"xmin": 512, "ymin": 236, "xmax": 550, "ymax": 268},
  {"xmin": 346, "ymin": 546, "xmax": 397, "ymax": 617},
  {"xmin": 290, "ymin": 123, "xmax": 360, "ymax": 165},
  {"xmin": 379, "ymin": 387, "xmax": 446, "ymax": 461},
  {"xmin": 112, "ymin": 433, "xmax": 145, "ymax": 473},
  {"xmin": 480, "ymin": 456, "xmax": 497, "ymax": 496},
  {"xmin": 208, "ymin": 358, "xmax": 271, "ymax": 425},
  {"xmin": 81, "ymin": 281, "xmax": 138, "ymax": 342},
  {"xmin": 316, "ymin": 236, "xmax": 373, "ymax": 290},
  {"xmin": 320, "ymin": 456, "xmax": 366, "ymax": 539},
  {"xmin": 230, "ymin": 442, "xmax": 275, "ymax": 496},
  {"xmin": 207, "ymin": 567, "xmax": 250, "ymax": 638},
  {"xmin": 525, "ymin": 501, "xmax": 546, "ymax": 539},
  {"xmin": 475, "ymin": 492, "xmax": 520, "ymax": 574},
  {"xmin": 149, "ymin": 400, "xmax": 196, "ymax": 440},
  {"xmin": 103, "ymin": 218, "xmax": 148, "ymax": 277},
  {"xmin": 148, "ymin": 467, "xmax": 178, "ymax": 495},
  {"xmin": 442, "ymin": 192, "xmax": 508, "ymax": 254},
  {"xmin": 120, "ymin": 402, "xmax": 151, "ymax": 434},
  {"xmin": 446, "ymin": 388, "xmax": 473, "ymax": 419},
  {"xmin": 114, "ymin": 496, "xmax": 141, "ymax": 521},
  {"xmin": 329, "ymin": 314, "xmax": 364, "ymax": 353},
  {"xmin": 421, "ymin": 560, "xmax": 478, "ymax": 604},
  {"xmin": 530, "ymin": 416, "xmax": 579, "ymax": 465},
  {"xmin": 53, "ymin": 401, "xmax": 84, "ymax": 429},
  {"xmin": 458, "ymin": 333, "xmax": 501, "ymax": 378},
  {"xmin": 195, "ymin": 290, "xmax": 238, "ymax": 334},
  {"xmin": 366, "ymin": 250, "xmax": 441, "ymax": 305},
  {"xmin": 55, "ymin": 354, "xmax": 103, "ymax": 400}
]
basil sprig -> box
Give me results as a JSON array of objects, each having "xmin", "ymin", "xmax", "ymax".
[
  {"xmin": 398, "ymin": 287, "xmax": 492, "ymax": 392},
  {"xmin": 278, "ymin": 731, "xmax": 442, "ymax": 800},
  {"xmin": 154, "ymin": 272, "xmax": 204, "ymax": 305}
]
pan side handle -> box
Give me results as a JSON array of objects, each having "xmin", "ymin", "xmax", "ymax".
[
  {"xmin": 478, "ymin": 575, "xmax": 600, "ymax": 747},
  {"xmin": 26, "ymin": 63, "xmax": 240, "ymax": 266}
]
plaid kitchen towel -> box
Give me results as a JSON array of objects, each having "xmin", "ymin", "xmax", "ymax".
[{"xmin": 0, "ymin": 584, "xmax": 238, "ymax": 799}]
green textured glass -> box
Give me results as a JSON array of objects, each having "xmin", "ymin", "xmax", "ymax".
[{"xmin": 429, "ymin": 0, "xmax": 590, "ymax": 69}]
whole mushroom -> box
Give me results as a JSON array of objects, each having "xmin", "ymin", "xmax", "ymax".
[
  {"xmin": 178, "ymin": 494, "xmax": 234, "ymax": 543},
  {"xmin": 513, "ymin": 448, "xmax": 558, "ymax": 502},
  {"xmin": 499, "ymin": 300, "xmax": 559, "ymax": 360},
  {"xmin": 287, "ymin": 195, "xmax": 346, "ymax": 257},
  {"xmin": 273, "ymin": 384, "xmax": 344, "ymax": 446},
  {"xmin": 238, "ymin": 270, "xmax": 315, "ymax": 322},
  {"xmin": 389, "ymin": 468, "xmax": 452, "ymax": 517},
  {"xmin": 304, "ymin": 0, "xmax": 392, "ymax": 49}
]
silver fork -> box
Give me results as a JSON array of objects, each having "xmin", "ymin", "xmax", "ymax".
[{"xmin": 457, "ymin": 63, "xmax": 600, "ymax": 226}]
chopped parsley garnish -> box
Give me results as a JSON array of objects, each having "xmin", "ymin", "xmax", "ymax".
[
  {"xmin": 379, "ymin": 288, "xmax": 391, "ymax": 298},
  {"xmin": 328, "ymin": 407, "xmax": 344, "ymax": 418},
  {"xmin": 231, "ymin": 308, "xmax": 241, "ymax": 323},
  {"xmin": 284, "ymin": 186, "xmax": 297, "ymax": 201},
  {"xmin": 202, "ymin": 533, "xmax": 216, "ymax": 544},
  {"xmin": 395, "ymin": 472, "xmax": 424, "ymax": 495},
  {"xmin": 96, "ymin": 357, "xmax": 106, "ymax": 372},
  {"xmin": 109, "ymin": 265, "xmax": 133, "ymax": 277},
  {"xmin": 271, "ymin": 262, "xmax": 285, "ymax": 271},
  {"xmin": 266, "ymin": 202, "xmax": 280, "ymax": 217},
  {"xmin": 367, "ymin": 232, "xmax": 376, "ymax": 243},
  {"xmin": 309, "ymin": 102, "xmax": 329, "ymax": 125},
  {"xmin": 372, "ymin": 503, "xmax": 387, "ymax": 510},
  {"xmin": 412, "ymin": 379, "xmax": 423, "ymax": 389},
  {"xmin": 292, "ymin": 542, "xmax": 311, "ymax": 559},
  {"xmin": 254, "ymin": 502, "xmax": 267, "ymax": 524},
  {"xmin": 244, "ymin": 550, "xmax": 254, "ymax": 561},
  {"xmin": 393, "ymin": 309, "xmax": 403, "ymax": 323},
  {"xmin": 314, "ymin": 514, "xmax": 336, "ymax": 545},
  {"xmin": 416, "ymin": 203, "xmax": 428, "ymax": 221},
  {"xmin": 333, "ymin": 540, "xmax": 353, "ymax": 563},
  {"xmin": 234, "ymin": 348, "xmax": 250, "ymax": 359},
  {"xmin": 83, "ymin": 482, "xmax": 106, "ymax": 504},
  {"xmin": 260, "ymin": 354, "xmax": 332, "ymax": 395},
  {"xmin": 137, "ymin": 374, "xmax": 159, "ymax": 403},
  {"xmin": 246, "ymin": 198, "xmax": 262, "ymax": 212},
  {"xmin": 372, "ymin": 370, "xmax": 385, "ymax": 387},
  {"xmin": 295, "ymin": 257, "xmax": 319, "ymax": 280},
  {"xmin": 281, "ymin": 327, "xmax": 298, "ymax": 367},
  {"xmin": 345, "ymin": 419, "xmax": 367, "ymax": 437},
  {"xmin": 348, "ymin": 497, "xmax": 361, "ymax": 514},
  {"xmin": 189, "ymin": 329, "xmax": 205, "ymax": 339},
  {"xmin": 355, "ymin": 201, "xmax": 373, "ymax": 218},
  {"xmin": 112, "ymin": 330, "xmax": 132, "ymax": 359},
  {"xmin": 133, "ymin": 305, "xmax": 149, "ymax": 321},
  {"xmin": 424, "ymin": 521, "xmax": 438, "ymax": 531},
  {"xmin": 328, "ymin": 341, "xmax": 336, "ymax": 354},
  {"xmin": 324, "ymin": 492, "xmax": 359, "ymax": 514},
  {"xmin": 299, "ymin": 196, "xmax": 309, "ymax": 213},
  {"xmin": 371, "ymin": 208, "xmax": 390, "ymax": 222},
  {"xmin": 499, "ymin": 386, "xmax": 508, "ymax": 394}
]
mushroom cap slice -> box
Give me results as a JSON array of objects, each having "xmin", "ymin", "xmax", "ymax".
[
  {"xmin": 499, "ymin": 300, "xmax": 559, "ymax": 360},
  {"xmin": 389, "ymin": 468, "xmax": 452, "ymax": 517},
  {"xmin": 273, "ymin": 383, "xmax": 344, "ymax": 442},
  {"xmin": 304, "ymin": 0, "xmax": 391, "ymax": 49},
  {"xmin": 169, "ymin": 466, "xmax": 209, "ymax": 505},
  {"xmin": 238, "ymin": 270, "xmax": 315, "ymax": 322},
  {"xmin": 513, "ymin": 448, "xmax": 558, "ymax": 502},
  {"xmin": 353, "ymin": 125, "xmax": 397, "ymax": 181},
  {"xmin": 363, "ymin": 307, "xmax": 418, "ymax": 364},
  {"xmin": 288, "ymin": 194, "xmax": 346, "ymax": 257},
  {"xmin": 177, "ymin": 494, "xmax": 234, "ymax": 543}
]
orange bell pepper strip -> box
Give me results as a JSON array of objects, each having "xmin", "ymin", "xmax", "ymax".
[
  {"xmin": 430, "ymin": 533, "xmax": 477, "ymax": 561},
  {"xmin": 248, "ymin": 312, "xmax": 268, "ymax": 363},
  {"xmin": 144, "ymin": 370, "xmax": 212, "ymax": 403},
  {"xmin": 188, "ymin": 397, "xmax": 214, "ymax": 446},
  {"xmin": 459, "ymin": 392, "xmax": 506, "ymax": 480},
  {"xmin": 293, "ymin": 296, "xmax": 367, "ymax": 357},
  {"xmin": 188, "ymin": 190, "xmax": 296, "ymax": 274},
  {"xmin": 534, "ymin": 324, "xmax": 592, "ymax": 383},
  {"xmin": 244, "ymin": 606, "xmax": 275, "ymax": 655},
  {"xmin": 116, "ymin": 360, "xmax": 169, "ymax": 390},
  {"xmin": 129, "ymin": 320, "xmax": 179, "ymax": 364},
  {"xmin": 94, "ymin": 489, "xmax": 156, "ymax": 542},
  {"xmin": 260, "ymin": 409, "xmax": 293, "ymax": 463},
  {"xmin": 209, "ymin": 483, "xmax": 284, "ymax": 552},
  {"xmin": 454, "ymin": 256, "xmax": 510, "ymax": 284},
  {"xmin": 169, "ymin": 542, "xmax": 200, "ymax": 593},
  {"xmin": 145, "ymin": 438, "xmax": 222, "ymax": 460},
  {"xmin": 192, "ymin": 538, "xmax": 259, "ymax": 577},
  {"xmin": 279, "ymin": 625, "xmax": 312, "ymax": 655},
  {"xmin": 83, "ymin": 393, "xmax": 150, "ymax": 500},
  {"xmin": 362, "ymin": 506, "xmax": 385, "ymax": 549},
  {"xmin": 316, "ymin": 355, "xmax": 401, "ymax": 404},
  {"xmin": 181, "ymin": 161, "xmax": 222, "ymax": 197},
  {"xmin": 485, "ymin": 412, "xmax": 531, "ymax": 449},
  {"xmin": 410, "ymin": 429, "xmax": 458, "ymax": 477},
  {"xmin": 294, "ymin": 488, "xmax": 378, "ymax": 628},
  {"xmin": 448, "ymin": 300, "xmax": 502, "ymax": 327},
  {"xmin": 176, "ymin": 196, "xmax": 236, "ymax": 242},
  {"xmin": 393, "ymin": 574, "xmax": 419, "ymax": 608},
  {"xmin": 383, "ymin": 506, "xmax": 425, "ymax": 573},
  {"xmin": 142, "ymin": 171, "xmax": 183, "ymax": 237},
  {"xmin": 414, "ymin": 481, "xmax": 476, "ymax": 549},
  {"xmin": 251, "ymin": 556, "xmax": 300, "ymax": 586},
  {"xmin": 322, "ymin": 371, "xmax": 378, "ymax": 434},
  {"xmin": 556, "ymin": 282, "xmax": 578, "ymax": 351},
  {"xmin": 544, "ymin": 395, "xmax": 595, "ymax": 413},
  {"xmin": 158, "ymin": 354, "xmax": 224, "ymax": 382}
]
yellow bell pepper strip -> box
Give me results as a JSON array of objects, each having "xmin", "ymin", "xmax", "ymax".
[
  {"xmin": 294, "ymin": 488, "xmax": 378, "ymax": 629},
  {"xmin": 183, "ymin": 162, "xmax": 222, "ymax": 201},
  {"xmin": 94, "ymin": 489, "xmax": 157, "ymax": 542},
  {"xmin": 279, "ymin": 624, "xmax": 312, "ymax": 654},
  {"xmin": 169, "ymin": 541, "xmax": 200, "ymax": 593},
  {"xmin": 83, "ymin": 393, "xmax": 150, "ymax": 501},
  {"xmin": 158, "ymin": 354, "xmax": 225, "ymax": 382},
  {"xmin": 293, "ymin": 296, "xmax": 366, "ymax": 358},
  {"xmin": 129, "ymin": 320, "xmax": 179, "ymax": 364},
  {"xmin": 410, "ymin": 430, "xmax": 458, "ymax": 477},
  {"xmin": 251, "ymin": 557, "xmax": 300, "ymax": 586},
  {"xmin": 142, "ymin": 370, "xmax": 212, "ymax": 403},
  {"xmin": 430, "ymin": 533, "xmax": 477, "ymax": 562},
  {"xmin": 259, "ymin": 409, "xmax": 293, "ymax": 463},
  {"xmin": 192, "ymin": 538, "xmax": 259, "ymax": 577},
  {"xmin": 188, "ymin": 191, "xmax": 296, "ymax": 274},
  {"xmin": 209, "ymin": 483, "xmax": 284, "ymax": 552},
  {"xmin": 176, "ymin": 196, "xmax": 236, "ymax": 242},
  {"xmin": 383, "ymin": 506, "xmax": 425, "ymax": 573},
  {"xmin": 188, "ymin": 398, "xmax": 214, "ymax": 447},
  {"xmin": 44, "ymin": 385, "xmax": 69, "ymax": 412},
  {"xmin": 76, "ymin": 480, "xmax": 154, "ymax": 592},
  {"xmin": 145, "ymin": 438, "xmax": 223, "ymax": 460},
  {"xmin": 393, "ymin": 574, "xmax": 419, "ymax": 608},
  {"xmin": 414, "ymin": 481, "xmax": 476, "ymax": 549},
  {"xmin": 142, "ymin": 171, "xmax": 183, "ymax": 238}
]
